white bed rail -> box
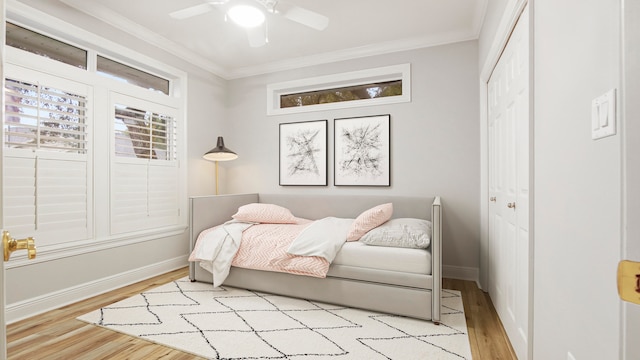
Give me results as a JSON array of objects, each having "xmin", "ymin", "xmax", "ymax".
[{"xmin": 431, "ymin": 196, "xmax": 442, "ymax": 324}]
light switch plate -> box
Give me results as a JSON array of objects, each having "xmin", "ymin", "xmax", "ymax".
[{"xmin": 591, "ymin": 89, "xmax": 616, "ymax": 140}]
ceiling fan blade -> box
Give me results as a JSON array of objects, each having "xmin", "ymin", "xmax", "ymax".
[
  {"xmin": 169, "ymin": 2, "xmax": 219, "ymax": 20},
  {"xmin": 246, "ymin": 24, "xmax": 267, "ymax": 47},
  {"xmin": 277, "ymin": 2, "xmax": 329, "ymax": 31}
]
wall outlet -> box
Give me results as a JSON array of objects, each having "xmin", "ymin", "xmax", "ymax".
[{"xmin": 567, "ymin": 351, "xmax": 577, "ymax": 360}]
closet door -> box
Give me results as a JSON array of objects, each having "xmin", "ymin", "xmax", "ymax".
[{"xmin": 487, "ymin": 4, "xmax": 530, "ymax": 359}]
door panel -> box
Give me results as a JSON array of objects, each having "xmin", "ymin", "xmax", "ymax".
[
  {"xmin": 622, "ymin": 1, "xmax": 640, "ymax": 358},
  {"xmin": 1, "ymin": 242, "xmax": 5, "ymax": 360},
  {"xmin": 487, "ymin": 4, "xmax": 530, "ymax": 359},
  {"xmin": 1, "ymin": 241, "xmax": 5, "ymax": 360},
  {"xmin": 1, "ymin": 0, "xmax": 6, "ymax": 356}
]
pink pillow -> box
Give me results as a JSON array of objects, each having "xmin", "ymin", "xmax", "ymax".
[
  {"xmin": 346, "ymin": 203, "xmax": 393, "ymax": 241},
  {"xmin": 232, "ymin": 203, "xmax": 297, "ymax": 224}
]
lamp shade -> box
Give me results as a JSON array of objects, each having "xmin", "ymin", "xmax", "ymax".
[{"xmin": 203, "ymin": 136, "xmax": 238, "ymax": 162}]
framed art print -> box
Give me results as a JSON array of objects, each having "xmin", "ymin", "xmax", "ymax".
[
  {"xmin": 334, "ymin": 114, "xmax": 390, "ymax": 186},
  {"xmin": 279, "ymin": 120, "xmax": 328, "ymax": 186}
]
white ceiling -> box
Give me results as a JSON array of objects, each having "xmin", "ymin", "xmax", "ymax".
[{"xmin": 26, "ymin": 0, "xmax": 488, "ymax": 79}]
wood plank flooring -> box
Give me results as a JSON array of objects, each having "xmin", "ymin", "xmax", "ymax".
[
  {"xmin": 443, "ymin": 278, "xmax": 517, "ymax": 359},
  {"xmin": 7, "ymin": 268, "xmax": 516, "ymax": 359}
]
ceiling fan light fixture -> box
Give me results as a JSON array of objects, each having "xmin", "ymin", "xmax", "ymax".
[{"xmin": 227, "ymin": 4, "xmax": 265, "ymax": 28}]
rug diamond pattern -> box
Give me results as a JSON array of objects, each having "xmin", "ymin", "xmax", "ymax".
[{"xmin": 78, "ymin": 278, "xmax": 471, "ymax": 359}]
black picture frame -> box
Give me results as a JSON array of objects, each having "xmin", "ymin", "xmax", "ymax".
[
  {"xmin": 279, "ymin": 120, "xmax": 328, "ymax": 186},
  {"xmin": 334, "ymin": 114, "xmax": 390, "ymax": 186}
]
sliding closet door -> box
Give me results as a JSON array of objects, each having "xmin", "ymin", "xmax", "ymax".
[{"xmin": 487, "ymin": 4, "xmax": 530, "ymax": 360}]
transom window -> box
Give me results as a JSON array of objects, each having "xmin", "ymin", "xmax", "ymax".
[
  {"xmin": 280, "ymin": 80, "xmax": 402, "ymax": 108},
  {"xmin": 268, "ymin": 64, "xmax": 411, "ymax": 115},
  {"xmin": 98, "ymin": 56, "xmax": 170, "ymax": 95},
  {"xmin": 6, "ymin": 22, "xmax": 87, "ymax": 69},
  {"xmin": 5, "ymin": 22, "xmax": 171, "ymax": 95}
]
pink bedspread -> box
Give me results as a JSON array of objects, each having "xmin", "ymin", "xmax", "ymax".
[{"xmin": 231, "ymin": 220, "xmax": 331, "ymax": 278}]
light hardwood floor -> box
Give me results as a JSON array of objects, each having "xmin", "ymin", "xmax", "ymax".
[{"xmin": 7, "ymin": 268, "xmax": 516, "ymax": 359}]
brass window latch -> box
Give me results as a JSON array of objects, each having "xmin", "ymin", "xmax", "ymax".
[{"xmin": 3, "ymin": 231, "xmax": 36, "ymax": 262}]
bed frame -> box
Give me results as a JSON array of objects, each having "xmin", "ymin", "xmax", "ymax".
[{"xmin": 189, "ymin": 193, "xmax": 442, "ymax": 322}]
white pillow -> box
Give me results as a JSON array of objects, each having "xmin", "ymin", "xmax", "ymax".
[{"xmin": 359, "ymin": 218, "xmax": 432, "ymax": 249}]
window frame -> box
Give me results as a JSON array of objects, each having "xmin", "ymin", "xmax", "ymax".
[
  {"xmin": 3, "ymin": 9, "xmax": 188, "ymax": 264},
  {"xmin": 109, "ymin": 92, "xmax": 180, "ymax": 235},
  {"xmin": 267, "ymin": 64, "xmax": 411, "ymax": 116},
  {"xmin": 3, "ymin": 64, "xmax": 94, "ymax": 248}
]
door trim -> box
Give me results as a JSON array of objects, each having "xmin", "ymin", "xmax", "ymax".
[
  {"xmin": 479, "ymin": 1, "xmax": 532, "ymax": 359},
  {"xmin": 1, "ymin": 0, "xmax": 7, "ymax": 356},
  {"xmin": 621, "ymin": 0, "xmax": 640, "ymax": 358},
  {"xmin": 479, "ymin": 0, "xmax": 529, "ymax": 290}
]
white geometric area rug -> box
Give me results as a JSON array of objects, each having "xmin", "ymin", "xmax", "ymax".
[{"xmin": 78, "ymin": 277, "xmax": 472, "ymax": 360}]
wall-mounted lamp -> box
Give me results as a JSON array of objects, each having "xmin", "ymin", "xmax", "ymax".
[{"xmin": 203, "ymin": 136, "xmax": 238, "ymax": 195}]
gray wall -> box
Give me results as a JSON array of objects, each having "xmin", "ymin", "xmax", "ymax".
[
  {"xmin": 533, "ymin": 1, "xmax": 621, "ymax": 359},
  {"xmin": 225, "ymin": 41, "xmax": 481, "ymax": 274},
  {"xmin": 188, "ymin": 73, "xmax": 231, "ymax": 196}
]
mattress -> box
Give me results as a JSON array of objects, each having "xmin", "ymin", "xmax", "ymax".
[{"xmin": 327, "ymin": 241, "xmax": 432, "ymax": 289}]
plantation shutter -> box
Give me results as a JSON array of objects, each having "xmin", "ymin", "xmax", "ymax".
[
  {"xmin": 110, "ymin": 93, "xmax": 179, "ymax": 235},
  {"xmin": 3, "ymin": 72, "xmax": 91, "ymax": 246}
]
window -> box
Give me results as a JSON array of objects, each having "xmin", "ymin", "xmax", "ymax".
[
  {"xmin": 267, "ymin": 64, "xmax": 411, "ymax": 115},
  {"xmin": 114, "ymin": 106, "xmax": 176, "ymax": 160},
  {"xmin": 280, "ymin": 80, "xmax": 402, "ymax": 108},
  {"xmin": 5, "ymin": 22, "xmax": 171, "ymax": 95},
  {"xmin": 5, "ymin": 79, "xmax": 87, "ymax": 153},
  {"xmin": 3, "ymin": 70, "xmax": 92, "ymax": 246},
  {"xmin": 6, "ymin": 22, "xmax": 87, "ymax": 69},
  {"xmin": 98, "ymin": 56, "xmax": 170, "ymax": 95},
  {"xmin": 3, "ymin": 19, "xmax": 185, "ymax": 256},
  {"xmin": 110, "ymin": 94, "xmax": 179, "ymax": 235}
]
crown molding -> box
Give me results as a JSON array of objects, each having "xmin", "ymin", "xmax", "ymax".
[
  {"xmin": 58, "ymin": 0, "xmax": 229, "ymax": 77},
  {"xmin": 226, "ymin": 30, "xmax": 479, "ymax": 79},
  {"xmin": 7, "ymin": 0, "xmax": 188, "ymax": 81},
  {"xmin": 50, "ymin": 0, "xmax": 485, "ymax": 80}
]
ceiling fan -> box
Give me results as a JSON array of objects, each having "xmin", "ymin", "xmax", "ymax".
[{"xmin": 169, "ymin": 0, "xmax": 329, "ymax": 47}]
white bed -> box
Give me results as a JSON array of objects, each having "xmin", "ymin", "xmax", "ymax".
[{"xmin": 189, "ymin": 193, "xmax": 442, "ymax": 323}]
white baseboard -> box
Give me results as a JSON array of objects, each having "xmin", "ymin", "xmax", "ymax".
[
  {"xmin": 7, "ymin": 260, "xmax": 479, "ymax": 324},
  {"xmin": 6, "ymin": 256, "xmax": 188, "ymax": 324},
  {"xmin": 443, "ymin": 265, "xmax": 479, "ymax": 285}
]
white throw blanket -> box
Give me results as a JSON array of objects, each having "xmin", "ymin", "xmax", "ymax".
[
  {"xmin": 191, "ymin": 220, "xmax": 254, "ymax": 287},
  {"xmin": 286, "ymin": 217, "xmax": 353, "ymax": 262}
]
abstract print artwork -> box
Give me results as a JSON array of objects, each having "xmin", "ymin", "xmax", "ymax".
[
  {"xmin": 334, "ymin": 114, "xmax": 390, "ymax": 186},
  {"xmin": 279, "ymin": 120, "xmax": 327, "ymax": 186}
]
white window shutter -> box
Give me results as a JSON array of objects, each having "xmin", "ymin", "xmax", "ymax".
[
  {"xmin": 110, "ymin": 94, "xmax": 179, "ymax": 235},
  {"xmin": 148, "ymin": 163, "xmax": 179, "ymax": 222},
  {"xmin": 3, "ymin": 156, "xmax": 37, "ymax": 236},
  {"xmin": 111, "ymin": 162, "xmax": 149, "ymax": 234},
  {"xmin": 3, "ymin": 74, "xmax": 91, "ymax": 246}
]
